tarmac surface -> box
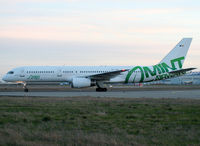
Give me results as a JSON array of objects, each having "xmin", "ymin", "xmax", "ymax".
[
  {"xmin": 0, "ymin": 90, "xmax": 200, "ymax": 98},
  {"xmin": 0, "ymin": 85, "xmax": 200, "ymax": 98}
]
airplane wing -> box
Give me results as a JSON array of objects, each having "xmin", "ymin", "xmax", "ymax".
[
  {"xmin": 86, "ymin": 69, "xmax": 128, "ymax": 80},
  {"xmin": 169, "ymin": 68, "xmax": 196, "ymax": 74}
]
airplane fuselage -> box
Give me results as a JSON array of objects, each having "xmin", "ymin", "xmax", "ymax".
[
  {"xmin": 3, "ymin": 63, "xmax": 183, "ymax": 84},
  {"xmin": 2, "ymin": 38, "xmax": 194, "ymax": 91}
]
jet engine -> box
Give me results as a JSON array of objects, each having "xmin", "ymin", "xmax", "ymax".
[{"xmin": 71, "ymin": 78, "xmax": 93, "ymax": 88}]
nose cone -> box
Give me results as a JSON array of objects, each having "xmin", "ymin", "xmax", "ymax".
[{"xmin": 2, "ymin": 75, "xmax": 7, "ymax": 82}]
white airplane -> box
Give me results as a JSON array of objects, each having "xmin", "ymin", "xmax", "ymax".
[{"xmin": 2, "ymin": 38, "xmax": 196, "ymax": 92}]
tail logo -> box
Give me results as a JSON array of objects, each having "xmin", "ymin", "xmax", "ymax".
[{"xmin": 125, "ymin": 56, "xmax": 185, "ymax": 83}]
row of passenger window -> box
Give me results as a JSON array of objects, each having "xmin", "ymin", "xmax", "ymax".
[
  {"xmin": 63, "ymin": 71, "xmax": 73, "ymax": 73},
  {"xmin": 62, "ymin": 71, "xmax": 109, "ymax": 74},
  {"xmin": 27, "ymin": 71, "xmax": 55, "ymax": 74},
  {"xmin": 26, "ymin": 70, "xmax": 138, "ymax": 74},
  {"xmin": 80, "ymin": 71, "xmax": 108, "ymax": 73}
]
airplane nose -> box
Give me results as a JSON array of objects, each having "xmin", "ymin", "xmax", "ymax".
[{"xmin": 2, "ymin": 75, "xmax": 7, "ymax": 81}]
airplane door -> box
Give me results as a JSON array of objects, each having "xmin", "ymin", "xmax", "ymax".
[
  {"xmin": 20, "ymin": 69, "xmax": 25, "ymax": 78},
  {"xmin": 57, "ymin": 69, "xmax": 62, "ymax": 78}
]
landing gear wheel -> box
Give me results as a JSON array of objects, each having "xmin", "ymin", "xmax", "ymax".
[
  {"xmin": 96, "ymin": 88, "xmax": 107, "ymax": 92},
  {"xmin": 24, "ymin": 88, "xmax": 29, "ymax": 92}
]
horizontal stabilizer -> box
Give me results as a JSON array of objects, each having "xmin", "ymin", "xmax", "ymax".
[{"xmin": 169, "ymin": 68, "xmax": 196, "ymax": 74}]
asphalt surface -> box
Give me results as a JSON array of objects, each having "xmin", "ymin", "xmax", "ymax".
[
  {"xmin": 0, "ymin": 90, "xmax": 200, "ymax": 99},
  {"xmin": 0, "ymin": 84, "xmax": 200, "ymax": 98}
]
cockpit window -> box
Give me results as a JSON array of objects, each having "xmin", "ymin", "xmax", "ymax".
[{"xmin": 7, "ymin": 71, "xmax": 14, "ymax": 74}]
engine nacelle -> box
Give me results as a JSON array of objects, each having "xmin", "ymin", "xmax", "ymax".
[{"xmin": 72, "ymin": 78, "xmax": 92, "ymax": 88}]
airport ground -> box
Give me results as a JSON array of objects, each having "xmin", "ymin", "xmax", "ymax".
[
  {"xmin": 0, "ymin": 85, "xmax": 200, "ymax": 145},
  {"xmin": 1, "ymin": 84, "xmax": 200, "ymax": 92},
  {"xmin": 0, "ymin": 84, "xmax": 200, "ymax": 98},
  {"xmin": 0, "ymin": 96, "xmax": 200, "ymax": 145}
]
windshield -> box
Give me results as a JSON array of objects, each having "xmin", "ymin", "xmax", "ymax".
[{"xmin": 7, "ymin": 71, "xmax": 14, "ymax": 74}]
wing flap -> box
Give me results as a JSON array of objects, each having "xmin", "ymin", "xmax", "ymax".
[{"xmin": 169, "ymin": 68, "xmax": 196, "ymax": 74}]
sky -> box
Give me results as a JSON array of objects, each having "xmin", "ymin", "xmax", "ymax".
[{"xmin": 0, "ymin": 0, "xmax": 200, "ymax": 79}]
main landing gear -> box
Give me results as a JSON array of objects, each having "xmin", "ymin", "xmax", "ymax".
[
  {"xmin": 96, "ymin": 88, "xmax": 107, "ymax": 92},
  {"xmin": 24, "ymin": 88, "xmax": 29, "ymax": 92},
  {"xmin": 96, "ymin": 81, "xmax": 107, "ymax": 92}
]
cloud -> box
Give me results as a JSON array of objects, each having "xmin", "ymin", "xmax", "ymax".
[
  {"xmin": 0, "ymin": 0, "xmax": 199, "ymax": 74},
  {"xmin": 0, "ymin": 25, "xmax": 191, "ymax": 46},
  {"xmin": 0, "ymin": 6, "xmax": 192, "ymax": 45}
]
